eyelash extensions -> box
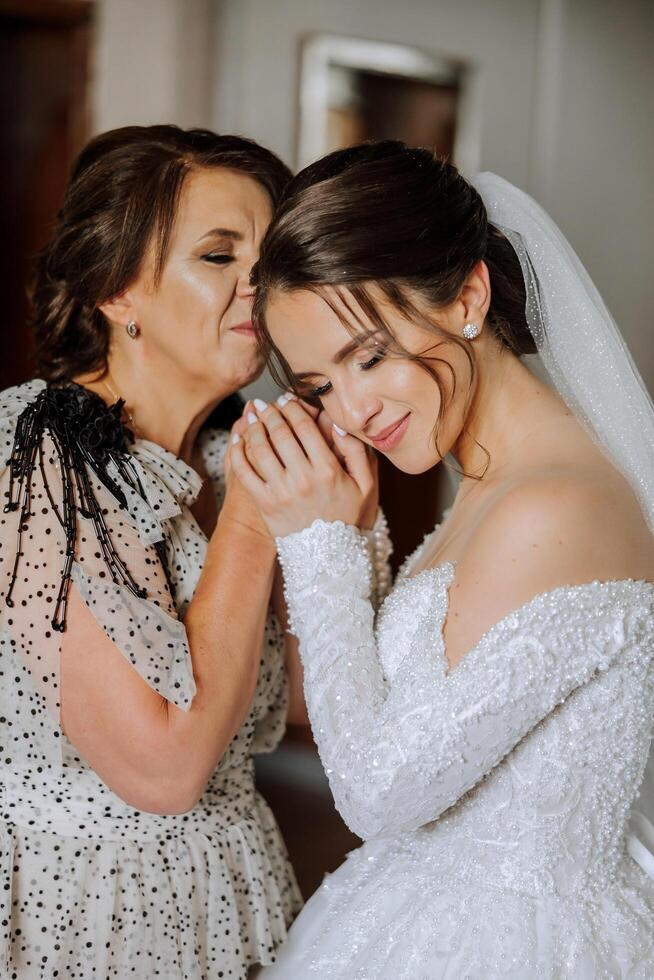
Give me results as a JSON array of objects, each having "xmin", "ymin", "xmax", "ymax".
[{"xmin": 309, "ymin": 348, "xmax": 387, "ymax": 399}]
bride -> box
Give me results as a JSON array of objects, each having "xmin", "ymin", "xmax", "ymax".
[{"xmin": 230, "ymin": 142, "xmax": 654, "ymax": 977}]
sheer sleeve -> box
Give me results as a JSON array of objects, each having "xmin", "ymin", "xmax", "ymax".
[
  {"xmin": 250, "ymin": 611, "xmax": 290, "ymax": 755},
  {"xmin": 276, "ymin": 519, "xmax": 654, "ymax": 840},
  {"xmin": 0, "ymin": 384, "xmax": 197, "ymax": 771}
]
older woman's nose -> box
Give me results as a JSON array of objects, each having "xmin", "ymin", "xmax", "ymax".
[{"xmin": 236, "ymin": 272, "xmax": 256, "ymax": 299}]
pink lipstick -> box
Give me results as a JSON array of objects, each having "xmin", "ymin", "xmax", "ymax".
[{"xmin": 370, "ymin": 413, "xmax": 410, "ymax": 452}]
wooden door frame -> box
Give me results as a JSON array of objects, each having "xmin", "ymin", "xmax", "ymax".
[
  {"xmin": 0, "ymin": 0, "xmax": 92, "ymax": 24},
  {"xmin": 1, "ymin": 0, "xmax": 93, "ymax": 151},
  {"xmin": 0, "ymin": 0, "xmax": 94, "ymax": 386}
]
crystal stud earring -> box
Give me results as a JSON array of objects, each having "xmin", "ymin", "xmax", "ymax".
[
  {"xmin": 462, "ymin": 322, "xmax": 480, "ymax": 340},
  {"xmin": 126, "ymin": 320, "xmax": 140, "ymax": 339}
]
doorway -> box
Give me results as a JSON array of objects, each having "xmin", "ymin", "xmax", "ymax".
[{"xmin": 0, "ymin": 0, "xmax": 92, "ymax": 389}]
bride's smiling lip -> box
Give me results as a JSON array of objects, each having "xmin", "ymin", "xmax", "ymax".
[{"xmin": 369, "ymin": 413, "xmax": 411, "ymax": 451}]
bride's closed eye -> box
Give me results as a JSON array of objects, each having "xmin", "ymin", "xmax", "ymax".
[
  {"xmin": 309, "ymin": 380, "xmax": 333, "ymax": 399},
  {"xmin": 357, "ymin": 348, "xmax": 387, "ymax": 371},
  {"xmin": 307, "ymin": 347, "xmax": 388, "ymax": 399}
]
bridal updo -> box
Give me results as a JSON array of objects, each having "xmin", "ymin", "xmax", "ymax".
[{"xmin": 252, "ymin": 140, "xmax": 535, "ymax": 406}]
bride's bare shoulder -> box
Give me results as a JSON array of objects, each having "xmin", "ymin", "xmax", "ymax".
[
  {"xmin": 482, "ymin": 463, "xmax": 651, "ymax": 589},
  {"xmin": 442, "ymin": 464, "xmax": 652, "ymax": 671}
]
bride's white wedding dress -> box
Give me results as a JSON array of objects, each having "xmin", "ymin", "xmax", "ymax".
[{"xmin": 263, "ymin": 516, "xmax": 654, "ymax": 979}]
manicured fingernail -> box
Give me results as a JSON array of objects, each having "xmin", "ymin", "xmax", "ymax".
[
  {"xmin": 284, "ymin": 390, "xmax": 297, "ymax": 400},
  {"xmin": 333, "ymin": 423, "xmax": 347, "ymax": 436},
  {"xmin": 277, "ymin": 393, "xmax": 291, "ymax": 406},
  {"xmin": 247, "ymin": 412, "xmax": 257, "ymax": 424},
  {"xmin": 253, "ymin": 398, "xmax": 267, "ymax": 411},
  {"xmin": 231, "ymin": 432, "xmax": 240, "ymax": 445}
]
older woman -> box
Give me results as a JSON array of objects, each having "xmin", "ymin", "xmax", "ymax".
[{"xmin": 0, "ymin": 125, "xmax": 311, "ymax": 979}]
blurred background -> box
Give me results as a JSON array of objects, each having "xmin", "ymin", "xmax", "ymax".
[{"xmin": 2, "ymin": 0, "xmax": 652, "ymax": 899}]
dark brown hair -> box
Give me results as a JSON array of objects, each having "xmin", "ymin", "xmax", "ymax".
[
  {"xmin": 253, "ymin": 141, "xmax": 534, "ymax": 466},
  {"xmin": 31, "ymin": 125, "xmax": 292, "ymax": 382}
]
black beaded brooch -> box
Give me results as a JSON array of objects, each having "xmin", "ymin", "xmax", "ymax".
[{"xmin": 3, "ymin": 383, "xmax": 166, "ymax": 632}]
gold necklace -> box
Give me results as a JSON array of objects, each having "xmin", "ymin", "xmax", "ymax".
[{"xmin": 102, "ymin": 376, "xmax": 143, "ymax": 439}]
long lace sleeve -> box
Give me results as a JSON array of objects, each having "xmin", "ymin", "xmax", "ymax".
[{"xmin": 276, "ymin": 519, "xmax": 654, "ymax": 840}]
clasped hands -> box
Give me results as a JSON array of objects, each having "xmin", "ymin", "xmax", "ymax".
[{"xmin": 225, "ymin": 393, "xmax": 378, "ymax": 539}]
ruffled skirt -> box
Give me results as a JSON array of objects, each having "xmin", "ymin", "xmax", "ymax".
[{"xmin": 1, "ymin": 789, "xmax": 302, "ymax": 979}]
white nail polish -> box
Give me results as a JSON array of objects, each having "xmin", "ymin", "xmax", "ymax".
[
  {"xmin": 277, "ymin": 393, "xmax": 290, "ymax": 406},
  {"xmin": 247, "ymin": 412, "xmax": 257, "ymax": 424},
  {"xmin": 231, "ymin": 432, "xmax": 240, "ymax": 445},
  {"xmin": 333, "ymin": 423, "xmax": 347, "ymax": 436},
  {"xmin": 253, "ymin": 398, "xmax": 267, "ymax": 411}
]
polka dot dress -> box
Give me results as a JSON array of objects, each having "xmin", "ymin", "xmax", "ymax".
[{"xmin": 0, "ymin": 380, "xmax": 302, "ymax": 979}]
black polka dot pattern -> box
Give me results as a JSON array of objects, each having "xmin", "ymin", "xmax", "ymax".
[{"xmin": 0, "ymin": 381, "xmax": 302, "ymax": 978}]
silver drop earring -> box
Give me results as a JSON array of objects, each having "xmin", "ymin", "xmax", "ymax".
[
  {"xmin": 462, "ymin": 322, "xmax": 480, "ymax": 340},
  {"xmin": 126, "ymin": 320, "xmax": 140, "ymax": 339}
]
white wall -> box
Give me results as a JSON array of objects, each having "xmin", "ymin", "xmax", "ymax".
[
  {"xmin": 213, "ymin": 0, "xmax": 541, "ymax": 187},
  {"xmin": 92, "ymin": 0, "xmax": 215, "ymax": 133},
  {"xmin": 212, "ymin": 0, "xmax": 541, "ymax": 400},
  {"xmin": 212, "ymin": 0, "xmax": 654, "ymax": 392},
  {"xmin": 90, "ymin": 0, "xmax": 654, "ymax": 392},
  {"xmin": 534, "ymin": 0, "xmax": 654, "ymax": 388}
]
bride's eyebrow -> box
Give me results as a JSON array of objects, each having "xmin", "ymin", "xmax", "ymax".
[{"xmin": 293, "ymin": 333, "xmax": 378, "ymax": 380}]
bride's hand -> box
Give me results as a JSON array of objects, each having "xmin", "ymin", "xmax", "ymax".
[
  {"xmin": 314, "ymin": 408, "xmax": 380, "ymax": 530},
  {"xmin": 229, "ymin": 397, "xmax": 375, "ymax": 538}
]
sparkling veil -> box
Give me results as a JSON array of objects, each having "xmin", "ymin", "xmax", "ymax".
[{"xmin": 471, "ymin": 172, "xmax": 654, "ymax": 878}]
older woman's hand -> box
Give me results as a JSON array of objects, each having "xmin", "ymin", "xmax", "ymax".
[
  {"xmin": 229, "ymin": 396, "xmax": 376, "ymax": 539},
  {"xmin": 222, "ymin": 402, "xmax": 274, "ymax": 541}
]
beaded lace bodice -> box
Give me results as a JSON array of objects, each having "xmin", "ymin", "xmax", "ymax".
[{"xmin": 276, "ymin": 518, "xmax": 654, "ymax": 897}]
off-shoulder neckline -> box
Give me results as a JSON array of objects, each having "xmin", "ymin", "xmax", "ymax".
[{"xmin": 396, "ymin": 559, "xmax": 653, "ymax": 680}]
